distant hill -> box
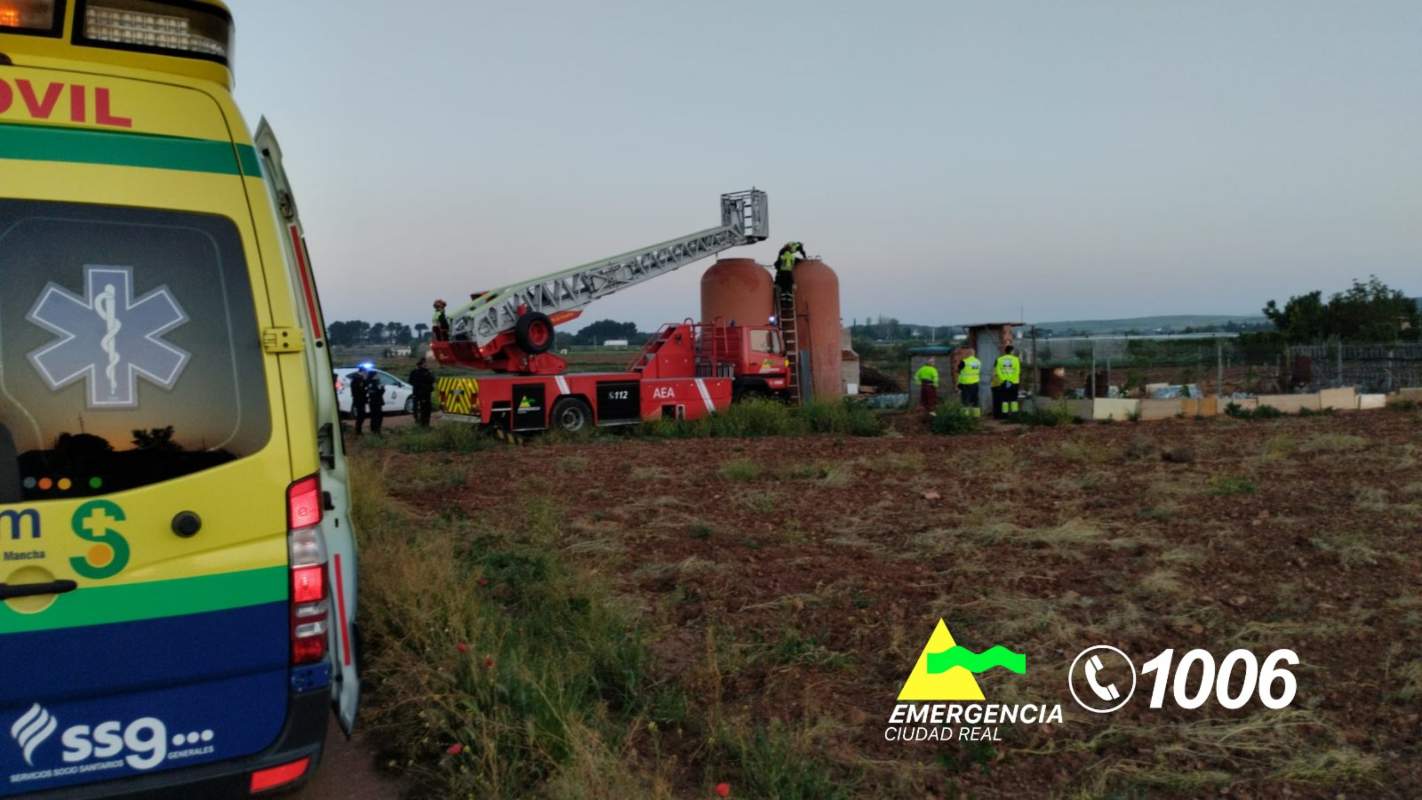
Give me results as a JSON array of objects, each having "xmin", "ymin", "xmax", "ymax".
[{"xmin": 1031, "ymin": 314, "xmax": 1269, "ymax": 336}]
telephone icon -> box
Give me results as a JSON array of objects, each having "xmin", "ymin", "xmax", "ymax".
[{"xmin": 1084, "ymin": 654, "xmax": 1120, "ymax": 702}]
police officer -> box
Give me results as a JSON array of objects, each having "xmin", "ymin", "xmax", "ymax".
[
  {"xmin": 364, "ymin": 366, "xmax": 386, "ymax": 434},
  {"xmin": 408, "ymin": 358, "xmax": 436, "ymax": 427},
  {"xmin": 992, "ymin": 345, "xmax": 1022, "ymax": 418},
  {"xmin": 348, "ymin": 368, "xmax": 369, "ymax": 435},
  {"xmin": 775, "ymin": 241, "xmax": 805, "ymax": 296},
  {"xmin": 914, "ymin": 359, "xmax": 940, "ymax": 412},
  {"xmin": 957, "ymin": 348, "xmax": 982, "ymax": 417}
]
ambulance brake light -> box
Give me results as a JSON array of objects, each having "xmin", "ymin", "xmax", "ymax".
[{"xmin": 0, "ymin": 0, "xmax": 56, "ymax": 32}]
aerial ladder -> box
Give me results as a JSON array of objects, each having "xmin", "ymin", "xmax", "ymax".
[{"xmin": 433, "ymin": 190, "xmax": 770, "ymax": 375}]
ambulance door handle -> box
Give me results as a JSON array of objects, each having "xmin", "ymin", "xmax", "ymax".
[{"xmin": 0, "ymin": 580, "xmax": 78, "ymax": 600}]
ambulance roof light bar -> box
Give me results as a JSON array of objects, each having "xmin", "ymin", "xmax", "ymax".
[{"xmin": 76, "ymin": 0, "xmax": 232, "ymax": 63}]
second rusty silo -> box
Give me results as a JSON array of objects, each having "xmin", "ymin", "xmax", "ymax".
[
  {"xmin": 700, "ymin": 258, "xmax": 773, "ymax": 327},
  {"xmin": 793, "ymin": 258, "xmax": 843, "ymax": 400}
]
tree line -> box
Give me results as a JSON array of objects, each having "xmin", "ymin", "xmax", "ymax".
[
  {"xmin": 326, "ymin": 320, "xmax": 426, "ymax": 347},
  {"xmin": 322, "ymin": 278, "xmax": 1417, "ymax": 352},
  {"xmin": 1256, "ymin": 276, "xmax": 1419, "ymax": 344}
]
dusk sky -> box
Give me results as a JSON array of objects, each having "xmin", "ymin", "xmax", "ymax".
[{"xmin": 232, "ymin": 1, "xmax": 1420, "ymax": 331}]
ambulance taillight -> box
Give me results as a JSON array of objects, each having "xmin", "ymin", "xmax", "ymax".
[
  {"xmin": 287, "ymin": 476, "xmax": 329, "ymax": 666},
  {"xmin": 0, "ymin": 0, "xmax": 56, "ymax": 32}
]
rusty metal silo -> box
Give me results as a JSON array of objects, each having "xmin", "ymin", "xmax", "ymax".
[
  {"xmin": 700, "ymin": 258, "xmax": 773, "ymax": 326},
  {"xmin": 793, "ymin": 259, "xmax": 843, "ymax": 400}
]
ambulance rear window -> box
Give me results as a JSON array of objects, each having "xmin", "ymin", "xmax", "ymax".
[{"xmin": 0, "ymin": 200, "xmax": 270, "ymax": 502}]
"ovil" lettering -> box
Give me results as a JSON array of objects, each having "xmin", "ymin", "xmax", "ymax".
[{"xmin": 0, "ymin": 78, "xmax": 132, "ymax": 128}]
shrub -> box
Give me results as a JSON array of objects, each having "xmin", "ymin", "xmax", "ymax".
[
  {"xmin": 708, "ymin": 720, "xmax": 857, "ymax": 800},
  {"xmin": 365, "ymin": 422, "xmax": 494, "ymax": 453},
  {"xmin": 930, "ymin": 400, "xmax": 981, "ymax": 435},
  {"xmin": 642, "ymin": 397, "xmax": 883, "ymax": 439},
  {"xmin": 1012, "ymin": 404, "xmax": 1076, "ymax": 427},
  {"xmin": 713, "ymin": 397, "xmax": 802, "ymax": 436},
  {"xmin": 800, "ymin": 399, "xmax": 885, "ymax": 436},
  {"xmin": 1225, "ymin": 402, "xmax": 1285, "ymax": 421}
]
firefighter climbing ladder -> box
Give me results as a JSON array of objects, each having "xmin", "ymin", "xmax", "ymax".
[{"xmin": 446, "ymin": 190, "xmax": 769, "ymax": 348}]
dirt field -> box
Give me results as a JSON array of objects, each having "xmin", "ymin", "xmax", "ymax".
[{"xmin": 352, "ymin": 410, "xmax": 1421, "ymax": 798}]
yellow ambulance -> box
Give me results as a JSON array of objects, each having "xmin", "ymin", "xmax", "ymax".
[{"xmin": 0, "ymin": 1, "xmax": 360, "ymax": 796}]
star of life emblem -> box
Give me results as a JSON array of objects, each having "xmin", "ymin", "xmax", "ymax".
[{"xmin": 26, "ymin": 266, "xmax": 191, "ymax": 409}]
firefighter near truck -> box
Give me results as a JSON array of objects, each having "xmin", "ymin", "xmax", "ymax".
[{"xmin": 431, "ymin": 191, "xmax": 801, "ymax": 433}]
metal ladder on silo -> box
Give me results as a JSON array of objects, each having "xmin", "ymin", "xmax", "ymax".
[{"xmin": 777, "ymin": 288, "xmax": 803, "ymax": 404}]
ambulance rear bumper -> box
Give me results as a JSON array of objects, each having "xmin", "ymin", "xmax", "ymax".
[{"xmin": 16, "ymin": 689, "xmax": 329, "ymax": 800}]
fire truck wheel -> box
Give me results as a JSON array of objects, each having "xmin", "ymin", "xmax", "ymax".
[
  {"xmin": 551, "ymin": 397, "xmax": 593, "ymax": 433},
  {"xmin": 515, "ymin": 311, "xmax": 555, "ymax": 354}
]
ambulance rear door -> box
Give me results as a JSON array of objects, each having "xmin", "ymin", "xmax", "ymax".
[{"xmin": 252, "ymin": 119, "xmax": 361, "ymax": 736}]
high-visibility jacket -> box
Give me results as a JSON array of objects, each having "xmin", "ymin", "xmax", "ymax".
[
  {"xmin": 914, "ymin": 364, "xmax": 940, "ymax": 387},
  {"xmin": 994, "ymin": 354, "xmax": 1021, "ymax": 385},
  {"xmin": 777, "ymin": 241, "xmax": 803, "ymax": 272},
  {"xmin": 958, "ymin": 356, "xmax": 981, "ymax": 385}
]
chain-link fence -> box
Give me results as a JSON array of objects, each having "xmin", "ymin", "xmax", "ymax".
[{"xmin": 1023, "ymin": 334, "xmax": 1422, "ymax": 397}]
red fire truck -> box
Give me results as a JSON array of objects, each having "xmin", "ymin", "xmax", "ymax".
[{"xmin": 431, "ymin": 191, "xmax": 797, "ymax": 433}]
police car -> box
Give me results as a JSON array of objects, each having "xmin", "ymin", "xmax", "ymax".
[{"xmin": 333, "ymin": 366, "xmax": 416, "ymax": 416}]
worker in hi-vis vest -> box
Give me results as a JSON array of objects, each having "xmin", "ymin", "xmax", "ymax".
[
  {"xmin": 775, "ymin": 241, "xmax": 805, "ymax": 296},
  {"xmin": 956, "ymin": 349, "xmax": 982, "ymax": 416},
  {"xmin": 914, "ymin": 359, "xmax": 941, "ymax": 412},
  {"xmin": 991, "ymin": 345, "xmax": 1022, "ymax": 418}
]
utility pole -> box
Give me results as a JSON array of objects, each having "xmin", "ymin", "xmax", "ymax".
[
  {"xmin": 1216, "ymin": 338, "xmax": 1225, "ymax": 398},
  {"xmin": 1090, "ymin": 340, "xmax": 1097, "ymax": 399}
]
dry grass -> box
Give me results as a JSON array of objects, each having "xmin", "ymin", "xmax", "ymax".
[
  {"xmin": 859, "ymin": 451, "xmax": 925, "ymax": 473},
  {"xmin": 1057, "ymin": 438, "xmax": 1111, "ymax": 464},
  {"xmin": 1063, "ymin": 710, "xmax": 1382, "ymax": 797},
  {"xmin": 346, "ymin": 412, "xmax": 1418, "ymax": 799},
  {"xmin": 1137, "ymin": 568, "xmax": 1184, "ymax": 597},
  {"xmin": 719, "ymin": 458, "xmax": 763, "ymax": 481},
  {"xmin": 631, "ymin": 465, "xmax": 672, "ymax": 482},
  {"xmin": 1299, "ymin": 433, "xmax": 1369, "ymax": 453},
  {"xmin": 1309, "ymin": 531, "xmax": 1383, "ymax": 568},
  {"xmin": 349, "ymin": 455, "xmax": 671, "ymax": 799}
]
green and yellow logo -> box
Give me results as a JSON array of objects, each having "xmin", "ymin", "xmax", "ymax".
[
  {"xmin": 69, "ymin": 500, "xmax": 130, "ymax": 580},
  {"xmin": 898, "ymin": 619, "xmax": 1027, "ymax": 701}
]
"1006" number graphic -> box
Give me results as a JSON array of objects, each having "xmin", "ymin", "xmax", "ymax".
[{"xmin": 1142, "ymin": 648, "xmax": 1298, "ymax": 710}]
